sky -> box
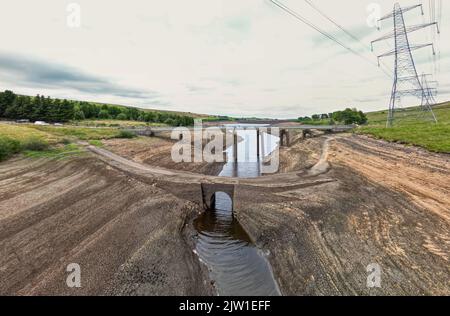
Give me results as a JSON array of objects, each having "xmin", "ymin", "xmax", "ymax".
[{"xmin": 0, "ymin": 0, "xmax": 448, "ymax": 118}]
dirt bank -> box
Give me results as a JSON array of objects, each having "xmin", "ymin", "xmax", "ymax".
[
  {"xmin": 0, "ymin": 156, "xmax": 212, "ymax": 295},
  {"xmin": 1, "ymin": 133, "xmax": 448, "ymax": 296},
  {"xmin": 103, "ymin": 136, "xmax": 224, "ymax": 176},
  {"xmin": 277, "ymin": 135, "xmax": 324, "ymax": 173},
  {"xmin": 235, "ymin": 134, "xmax": 449, "ymax": 295}
]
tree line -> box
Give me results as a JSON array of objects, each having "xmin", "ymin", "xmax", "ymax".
[
  {"xmin": 0, "ymin": 90, "xmax": 195, "ymax": 126},
  {"xmin": 298, "ymin": 108, "xmax": 368, "ymax": 125}
]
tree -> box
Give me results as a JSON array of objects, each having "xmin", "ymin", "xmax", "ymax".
[
  {"xmin": 22, "ymin": 97, "xmax": 34, "ymax": 120},
  {"xmin": 298, "ymin": 116, "xmax": 312, "ymax": 122},
  {"xmin": 98, "ymin": 109, "xmax": 111, "ymax": 119},
  {"xmin": 116, "ymin": 113, "xmax": 127, "ymax": 120},
  {"xmin": 125, "ymin": 107, "xmax": 140, "ymax": 120},
  {"xmin": 0, "ymin": 90, "xmax": 16, "ymax": 117},
  {"xmin": 311, "ymin": 114, "xmax": 320, "ymax": 121},
  {"xmin": 332, "ymin": 108, "xmax": 367, "ymax": 125},
  {"xmin": 4, "ymin": 103, "xmax": 18, "ymax": 119},
  {"xmin": 144, "ymin": 112, "xmax": 156, "ymax": 122},
  {"xmin": 80, "ymin": 102, "xmax": 100, "ymax": 118},
  {"xmin": 164, "ymin": 118, "xmax": 176, "ymax": 126},
  {"xmin": 58, "ymin": 99, "xmax": 75, "ymax": 122},
  {"xmin": 74, "ymin": 109, "xmax": 86, "ymax": 120},
  {"xmin": 0, "ymin": 90, "xmax": 195, "ymax": 127},
  {"xmin": 108, "ymin": 106, "xmax": 122, "ymax": 118}
]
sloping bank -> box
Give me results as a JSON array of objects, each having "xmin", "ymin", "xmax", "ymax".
[
  {"xmin": 233, "ymin": 135, "xmax": 449, "ymax": 295},
  {"xmin": 0, "ymin": 155, "xmax": 213, "ymax": 295}
]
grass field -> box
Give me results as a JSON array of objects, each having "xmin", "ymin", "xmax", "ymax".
[
  {"xmin": 358, "ymin": 102, "xmax": 450, "ymax": 153},
  {"xmin": 29, "ymin": 125, "xmax": 122, "ymax": 140},
  {"xmin": 70, "ymin": 119, "xmax": 167, "ymax": 128},
  {"xmin": 0, "ymin": 122, "xmax": 135, "ymax": 161},
  {"xmin": 0, "ymin": 123, "xmax": 61, "ymax": 143}
]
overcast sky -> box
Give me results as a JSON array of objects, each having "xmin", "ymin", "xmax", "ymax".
[{"xmin": 0, "ymin": 0, "xmax": 448, "ymax": 118}]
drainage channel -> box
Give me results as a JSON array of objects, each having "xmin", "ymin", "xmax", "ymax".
[{"xmin": 194, "ymin": 127, "xmax": 281, "ymax": 296}]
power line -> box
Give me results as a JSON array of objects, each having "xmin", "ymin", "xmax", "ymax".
[
  {"xmin": 302, "ymin": 0, "xmax": 393, "ymax": 76},
  {"xmin": 269, "ymin": 0, "xmax": 392, "ymax": 78},
  {"xmin": 303, "ymin": 0, "xmax": 362, "ymax": 45},
  {"xmin": 373, "ymin": 3, "xmax": 438, "ymax": 126}
]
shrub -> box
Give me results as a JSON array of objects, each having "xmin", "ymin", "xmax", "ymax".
[
  {"xmin": 60, "ymin": 138, "xmax": 71, "ymax": 145},
  {"xmin": 116, "ymin": 113, "xmax": 127, "ymax": 120},
  {"xmin": 0, "ymin": 136, "xmax": 21, "ymax": 161},
  {"xmin": 74, "ymin": 109, "xmax": 85, "ymax": 120},
  {"xmin": 116, "ymin": 130, "xmax": 136, "ymax": 139},
  {"xmin": 22, "ymin": 137, "xmax": 50, "ymax": 151},
  {"xmin": 88, "ymin": 140, "xmax": 103, "ymax": 147},
  {"xmin": 98, "ymin": 110, "xmax": 111, "ymax": 119},
  {"xmin": 164, "ymin": 118, "xmax": 176, "ymax": 126}
]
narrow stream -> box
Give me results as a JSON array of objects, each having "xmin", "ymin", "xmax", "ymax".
[{"xmin": 194, "ymin": 126, "xmax": 281, "ymax": 296}]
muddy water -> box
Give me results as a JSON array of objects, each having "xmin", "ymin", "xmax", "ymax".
[{"xmin": 194, "ymin": 127, "xmax": 281, "ymax": 296}]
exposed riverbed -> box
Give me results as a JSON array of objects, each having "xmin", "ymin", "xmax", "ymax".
[{"xmin": 193, "ymin": 126, "xmax": 281, "ymax": 296}]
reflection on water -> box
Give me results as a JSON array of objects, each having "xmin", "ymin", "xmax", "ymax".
[
  {"xmin": 194, "ymin": 126, "xmax": 281, "ymax": 296},
  {"xmin": 220, "ymin": 126, "xmax": 279, "ymax": 178}
]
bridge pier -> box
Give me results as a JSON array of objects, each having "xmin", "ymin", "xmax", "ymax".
[
  {"xmin": 260, "ymin": 129, "xmax": 265, "ymax": 158},
  {"xmin": 280, "ymin": 129, "xmax": 290, "ymax": 147},
  {"xmin": 233, "ymin": 130, "xmax": 238, "ymax": 162},
  {"xmin": 256, "ymin": 128, "xmax": 260, "ymax": 158},
  {"xmin": 302, "ymin": 129, "xmax": 312, "ymax": 139}
]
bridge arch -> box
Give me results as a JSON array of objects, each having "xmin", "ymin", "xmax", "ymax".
[
  {"xmin": 210, "ymin": 191, "xmax": 233, "ymax": 212},
  {"xmin": 201, "ymin": 183, "xmax": 234, "ymax": 211}
]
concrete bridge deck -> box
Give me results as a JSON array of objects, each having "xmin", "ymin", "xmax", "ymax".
[{"xmin": 125, "ymin": 124, "xmax": 354, "ymax": 133}]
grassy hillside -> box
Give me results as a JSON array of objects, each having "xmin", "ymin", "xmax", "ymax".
[
  {"xmin": 21, "ymin": 94, "xmax": 212, "ymax": 119},
  {"xmin": 358, "ymin": 102, "xmax": 450, "ymax": 153},
  {"xmin": 69, "ymin": 119, "xmax": 166, "ymax": 128},
  {"xmin": 83, "ymin": 100, "xmax": 213, "ymax": 118},
  {"xmin": 0, "ymin": 123, "xmax": 133, "ymax": 161}
]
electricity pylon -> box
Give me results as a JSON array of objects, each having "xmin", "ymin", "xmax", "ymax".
[
  {"xmin": 371, "ymin": 3, "xmax": 439, "ymax": 127},
  {"xmin": 421, "ymin": 74, "xmax": 437, "ymax": 105}
]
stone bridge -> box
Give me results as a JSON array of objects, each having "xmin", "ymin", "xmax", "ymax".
[{"xmin": 87, "ymin": 142, "xmax": 336, "ymax": 214}]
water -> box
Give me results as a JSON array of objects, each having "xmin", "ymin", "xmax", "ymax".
[
  {"xmin": 194, "ymin": 126, "xmax": 281, "ymax": 296},
  {"xmin": 220, "ymin": 126, "xmax": 278, "ymax": 178}
]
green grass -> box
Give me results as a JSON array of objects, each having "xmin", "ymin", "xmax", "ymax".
[
  {"xmin": 0, "ymin": 123, "xmax": 60, "ymax": 161},
  {"xmin": 24, "ymin": 143, "xmax": 85, "ymax": 160},
  {"xmin": 71, "ymin": 119, "xmax": 167, "ymax": 128},
  {"xmin": 0, "ymin": 122, "xmax": 144, "ymax": 161},
  {"xmin": 0, "ymin": 122, "xmax": 122, "ymax": 161},
  {"xmin": 358, "ymin": 102, "xmax": 450, "ymax": 153},
  {"xmin": 88, "ymin": 140, "xmax": 104, "ymax": 147},
  {"xmin": 0, "ymin": 136, "xmax": 21, "ymax": 161},
  {"xmin": 29, "ymin": 125, "xmax": 122, "ymax": 140},
  {"xmin": 115, "ymin": 130, "xmax": 136, "ymax": 139},
  {"xmin": 0, "ymin": 123, "xmax": 61, "ymax": 143}
]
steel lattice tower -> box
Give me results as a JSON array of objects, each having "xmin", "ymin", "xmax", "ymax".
[{"xmin": 372, "ymin": 3, "xmax": 439, "ymax": 127}]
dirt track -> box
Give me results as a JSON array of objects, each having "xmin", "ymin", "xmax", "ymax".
[{"xmin": 0, "ymin": 133, "xmax": 449, "ymax": 295}]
